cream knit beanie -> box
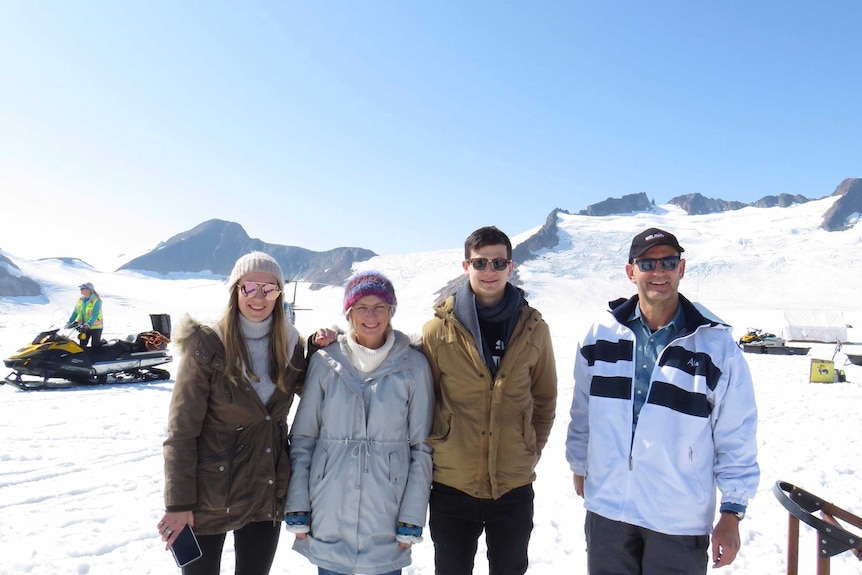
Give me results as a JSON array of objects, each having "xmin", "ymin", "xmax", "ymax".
[{"xmin": 227, "ymin": 251, "xmax": 285, "ymax": 290}]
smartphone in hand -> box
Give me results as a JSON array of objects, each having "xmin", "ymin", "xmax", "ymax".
[{"xmin": 170, "ymin": 524, "xmax": 203, "ymax": 568}]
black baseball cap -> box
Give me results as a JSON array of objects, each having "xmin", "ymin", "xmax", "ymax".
[{"xmin": 629, "ymin": 228, "xmax": 685, "ymax": 263}]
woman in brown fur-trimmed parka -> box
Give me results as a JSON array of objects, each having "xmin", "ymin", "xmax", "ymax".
[{"xmin": 157, "ymin": 251, "xmax": 323, "ymax": 575}]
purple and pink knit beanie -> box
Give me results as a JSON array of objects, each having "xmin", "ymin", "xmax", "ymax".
[{"xmin": 343, "ymin": 271, "xmax": 397, "ymax": 316}]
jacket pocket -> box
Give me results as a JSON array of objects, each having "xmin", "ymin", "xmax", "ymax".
[
  {"xmin": 680, "ymin": 444, "xmax": 711, "ymax": 506},
  {"xmin": 308, "ymin": 447, "xmax": 329, "ymax": 502},
  {"xmin": 426, "ymin": 413, "xmax": 462, "ymax": 475},
  {"xmin": 426, "ymin": 412, "xmax": 452, "ymax": 447},
  {"xmin": 521, "ymin": 410, "xmax": 537, "ymax": 454},
  {"xmin": 388, "ymin": 448, "xmax": 408, "ymax": 505},
  {"xmin": 196, "ymin": 427, "xmax": 248, "ymax": 511},
  {"xmin": 275, "ymin": 421, "xmax": 291, "ymax": 499}
]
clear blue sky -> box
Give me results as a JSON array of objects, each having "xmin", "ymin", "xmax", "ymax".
[{"xmin": 1, "ymin": 1, "xmax": 860, "ymax": 267}]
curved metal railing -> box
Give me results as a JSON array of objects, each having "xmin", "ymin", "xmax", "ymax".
[{"xmin": 773, "ymin": 480, "xmax": 862, "ymax": 574}]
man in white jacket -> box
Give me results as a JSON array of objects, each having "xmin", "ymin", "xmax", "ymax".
[{"xmin": 565, "ymin": 228, "xmax": 759, "ymax": 574}]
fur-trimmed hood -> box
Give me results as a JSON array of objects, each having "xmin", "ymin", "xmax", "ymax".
[{"xmin": 172, "ymin": 313, "xmax": 211, "ymax": 351}]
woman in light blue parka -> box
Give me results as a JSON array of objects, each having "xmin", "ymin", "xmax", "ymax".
[{"xmin": 285, "ymin": 271, "xmax": 434, "ymax": 575}]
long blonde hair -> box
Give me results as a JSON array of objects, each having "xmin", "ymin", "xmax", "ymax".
[{"xmin": 217, "ymin": 284, "xmax": 294, "ymax": 394}]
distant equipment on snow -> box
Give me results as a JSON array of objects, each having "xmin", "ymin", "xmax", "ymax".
[{"xmin": 783, "ymin": 310, "xmax": 849, "ymax": 343}]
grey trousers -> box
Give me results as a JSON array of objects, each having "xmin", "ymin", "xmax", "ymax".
[{"xmin": 584, "ymin": 511, "xmax": 709, "ymax": 575}]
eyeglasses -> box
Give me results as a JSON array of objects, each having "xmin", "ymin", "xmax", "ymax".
[
  {"xmin": 633, "ymin": 256, "xmax": 681, "ymax": 272},
  {"xmin": 238, "ymin": 281, "xmax": 281, "ymax": 300},
  {"xmin": 467, "ymin": 258, "xmax": 511, "ymax": 272},
  {"xmin": 351, "ymin": 304, "xmax": 390, "ymax": 317}
]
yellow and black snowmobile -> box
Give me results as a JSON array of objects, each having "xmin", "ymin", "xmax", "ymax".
[
  {"xmin": 3, "ymin": 314, "xmax": 173, "ymax": 391},
  {"xmin": 738, "ymin": 328, "xmax": 784, "ymax": 347}
]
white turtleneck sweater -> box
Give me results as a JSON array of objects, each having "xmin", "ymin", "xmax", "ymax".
[
  {"xmin": 239, "ymin": 314, "xmax": 276, "ymax": 405},
  {"xmin": 345, "ymin": 329, "xmax": 395, "ymax": 373}
]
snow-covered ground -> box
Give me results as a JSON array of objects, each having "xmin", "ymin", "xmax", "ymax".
[{"xmin": 1, "ymin": 199, "xmax": 861, "ymax": 574}]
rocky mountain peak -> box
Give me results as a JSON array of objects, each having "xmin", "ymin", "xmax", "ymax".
[{"xmin": 821, "ymin": 178, "xmax": 862, "ymax": 231}]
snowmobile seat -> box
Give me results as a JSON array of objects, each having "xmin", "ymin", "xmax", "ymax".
[
  {"xmin": 86, "ymin": 340, "xmax": 133, "ymax": 362},
  {"xmin": 113, "ymin": 339, "xmax": 136, "ymax": 353}
]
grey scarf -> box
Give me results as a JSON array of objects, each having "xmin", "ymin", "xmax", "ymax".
[{"xmin": 453, "ymin": 281, "xmax": 524, "ymax": 376}]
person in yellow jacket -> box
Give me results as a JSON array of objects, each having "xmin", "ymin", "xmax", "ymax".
[
  {"xmin": 66, "ymin": 282, "xmax": 104, "ymax": 348},
  {"xmin": 421, "ymin": 226, "xmax": 557, "ymax": 575}
]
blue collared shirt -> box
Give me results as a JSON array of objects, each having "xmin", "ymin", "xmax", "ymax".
[{"xmin": 626, "ymin": 303, "xmax": 685, "ymax": 432}]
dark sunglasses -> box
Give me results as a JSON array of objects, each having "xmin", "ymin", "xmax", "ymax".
[
  {"xmin": 468, "ymin": 257, "xmax": 511, "ymax": 272},
  {"xmin": 238, "ymin": 281, "xmax": 281, "ymax": 300},
  {"xmin": 633, "ymin": 256, "xmax": 681, "ymax": 272}
]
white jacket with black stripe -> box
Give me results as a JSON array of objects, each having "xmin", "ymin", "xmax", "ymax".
[{"xmin": 565, "ymin": 294, "xmax": 759, "ymax": 536}]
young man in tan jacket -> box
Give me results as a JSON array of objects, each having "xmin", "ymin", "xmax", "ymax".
[{"xmin": 422, "ymin": 226, "xmax": 557, "ymax": 575}]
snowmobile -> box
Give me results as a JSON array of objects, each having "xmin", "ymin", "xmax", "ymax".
[
  {"xmin": 2, "ymin": 314, "xmax": 173, "ymax": 391},
  {"xmin": 738, "ymin": 327, "xmax": 810, "ymax": 356},
  {"xmin": 738, "ymin": 328, "xmax": 786, "ymax": 347}
]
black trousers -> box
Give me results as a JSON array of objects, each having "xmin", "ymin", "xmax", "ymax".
[
  {"xmin": 183, "ymin": 521, "xmax": 280, "ymax": 575},
  {"xmin": 584, "ymin": 511, "xmax": 709, "ymax": 575},
  {"xmin": 81, "ymin": 328, "xmax": 103, "ymax": 348},
  {"xmin": 429, "ymin": 482, "xmax": 534, "ymax": 575}
]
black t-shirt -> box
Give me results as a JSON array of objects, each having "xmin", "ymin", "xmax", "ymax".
[{"xmin": 479, "ymin": 318, "xmax": 506, "ymax": 373}]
